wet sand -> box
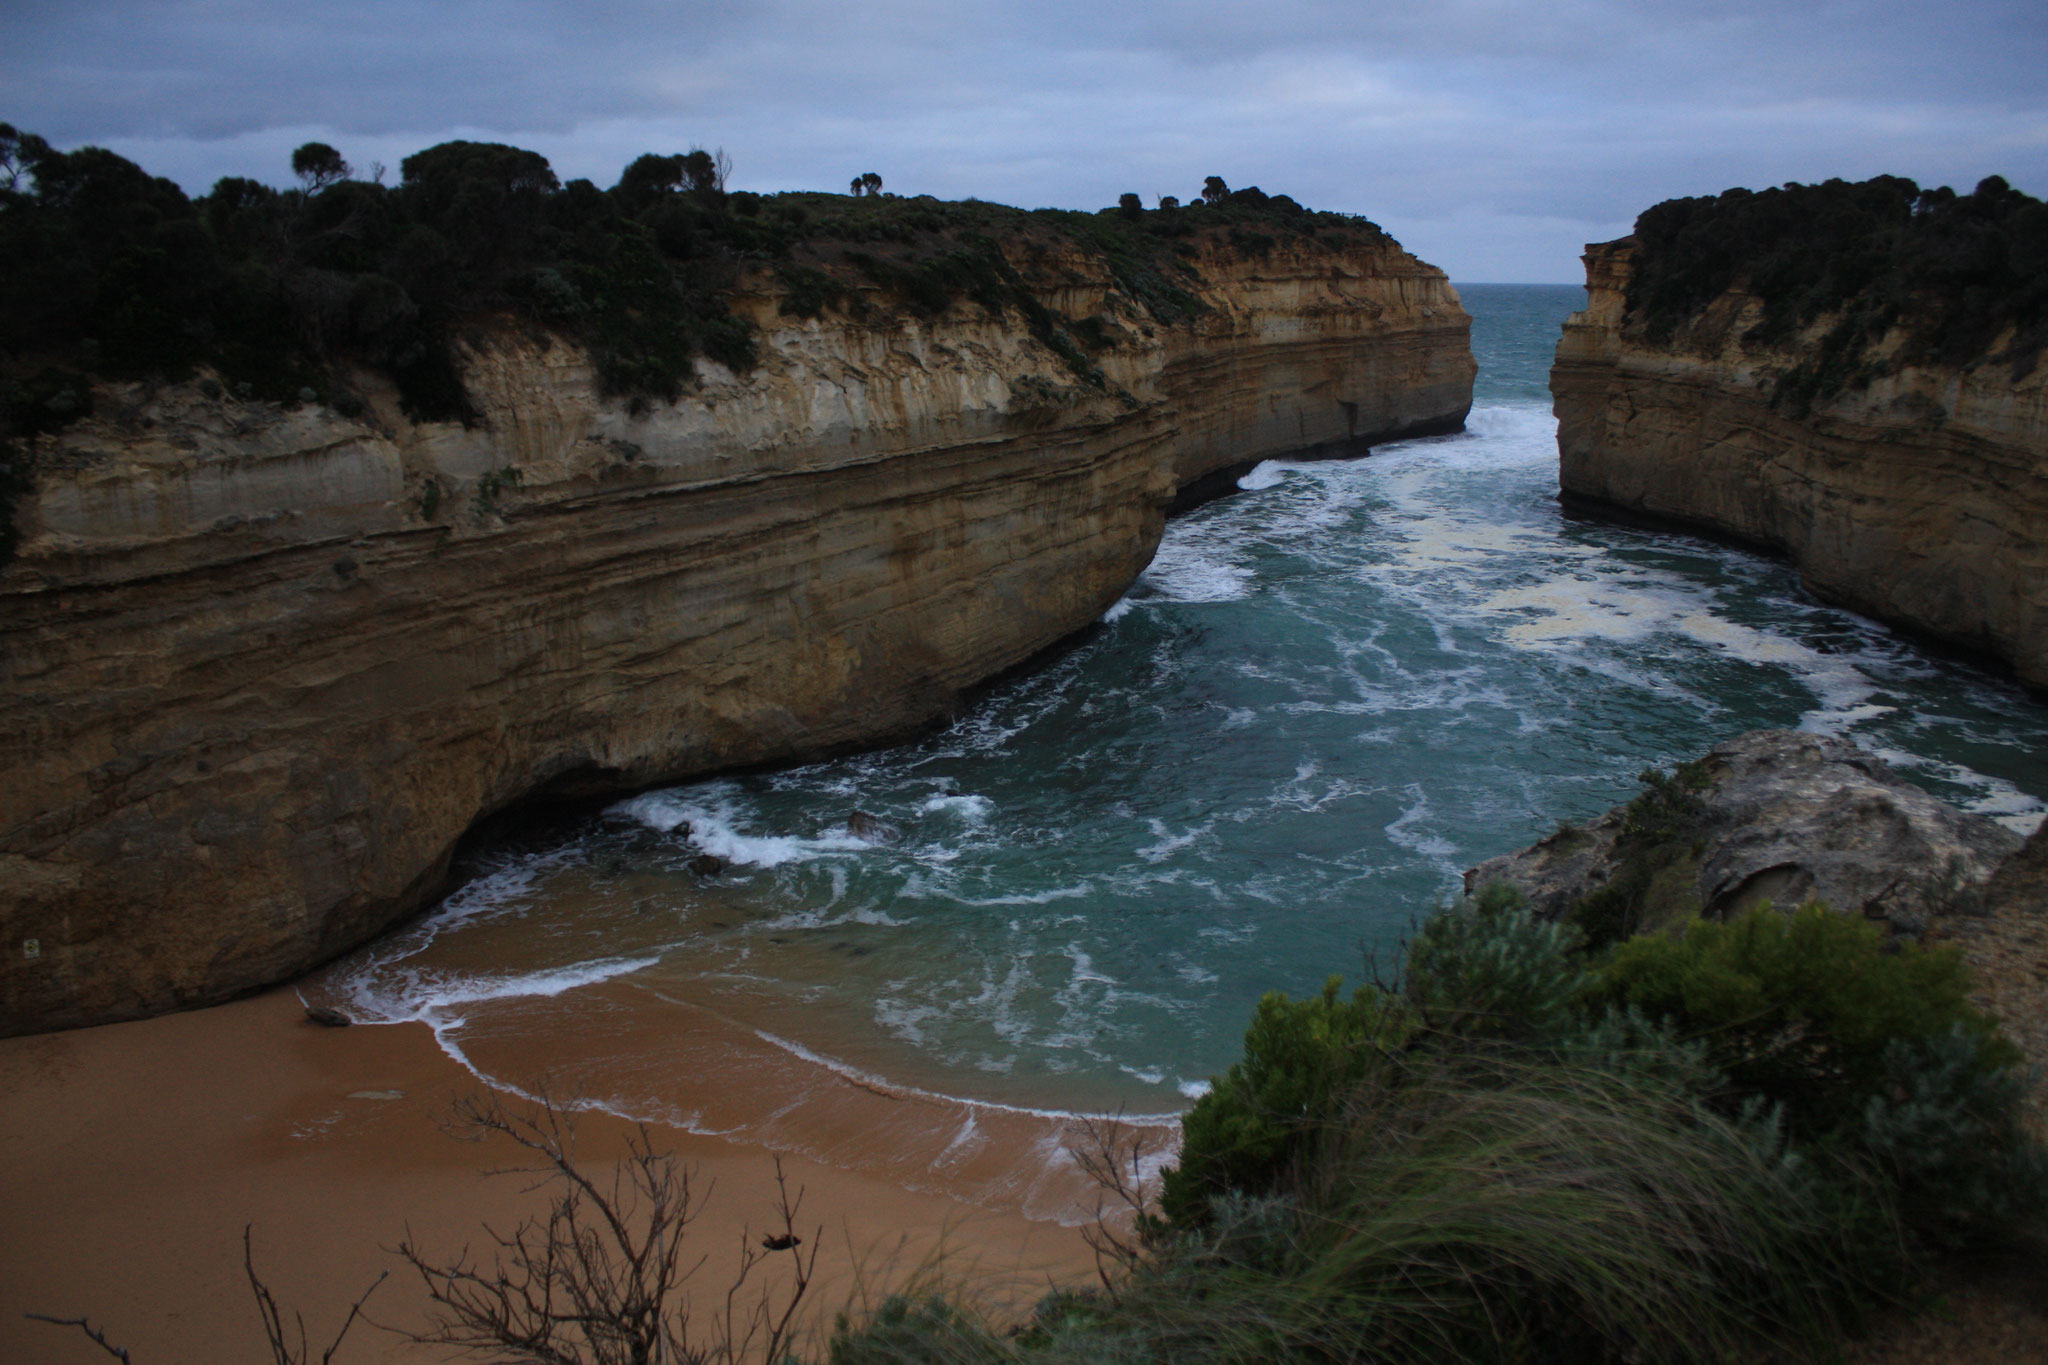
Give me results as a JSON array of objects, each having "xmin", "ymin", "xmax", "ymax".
[{"xmin": 0, "ymin": 988, "xmax": 1095, "ymax": 1365}]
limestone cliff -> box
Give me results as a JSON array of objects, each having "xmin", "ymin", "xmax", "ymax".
[
  {"xmin": 0, "ymin": 236, "xmax": 1472, "ymax": 1034},
  {"xmin": 1552, "ymin": 238, "xmax": 2048, "ymax": 684}
]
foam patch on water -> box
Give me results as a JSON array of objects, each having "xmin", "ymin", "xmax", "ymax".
[
  {"xmin": 612, "ymin": 783, "xmax": 874, "ymax": 867},
  {"xmin": 1136, "ymin": 818, "xmax": 1211, "ymax": 863},
  {"xmin": 1864, "ymin": 744, "xmax": 2048, "ymax": 834},
  {"xmin": 1136, "ymin": 533, "xmax": 1255, "ymax": 603},
  {"xmin": 920, "ymin": 792, "xmax": 994, "ymax": 820}
]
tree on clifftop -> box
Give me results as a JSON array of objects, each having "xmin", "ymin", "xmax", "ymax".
[
  {"xmin": 289, "ymin": 142, "xmax": 350, "ymax": 191},
  {"xmin": 1202, "ymin": 174, "xmax": 1229, "ymax": 205}
]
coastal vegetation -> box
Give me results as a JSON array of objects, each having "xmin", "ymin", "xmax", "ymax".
[
  {"xmin": 1618, "ymin": 174, "xmax": 2048, "ymax": 414},
  {"xmin": 811, "ymin": 775, "xmax": 2046, "ymax": 1363},
  {"xmin": 0, "ymin": 122, "xmax": 1390, "ymax": 438}
]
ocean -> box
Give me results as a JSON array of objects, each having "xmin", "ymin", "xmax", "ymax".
[{"xmin": 312, "ymin": 284, "xmax": 2048, "ymax": 1220}]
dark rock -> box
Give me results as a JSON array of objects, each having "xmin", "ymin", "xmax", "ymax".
[
  {"xmin": 688, "ymin": 853, "xmax": 727, "ymax": 876},
  {"xmin": 1466, "ymin": 730, "xmax": 2023, "ymax": 934},
  {"xmin": 305, "ymin": 1004, "xmax": 352, "ymax": 1027},
  {"xmin": 847, "ymin": 810, "xmax": 900, "ymax": 843}
]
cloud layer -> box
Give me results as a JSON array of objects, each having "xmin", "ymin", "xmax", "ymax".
[{"xmin": 8, "ymin": 0, "xmax": 2045, "ymax": 280}]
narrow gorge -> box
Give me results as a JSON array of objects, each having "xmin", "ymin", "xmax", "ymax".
[{"xmin": 0, "ymin": 231, "xmax": 1474, "ymax": 1034}]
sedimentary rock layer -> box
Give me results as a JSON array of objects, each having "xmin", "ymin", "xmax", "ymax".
[
  {"xmin": 1552, "ymin": 239, "xmax": 2048, "ymax": 684},
  {"xmin": 0, "ymin": 237, "xmax": 1473, "ymax": 1034}
]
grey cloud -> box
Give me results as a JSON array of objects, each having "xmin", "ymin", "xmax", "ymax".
[{"xmin": 8, "ymin": 0, "xmax": 2045, "ymax": 280}]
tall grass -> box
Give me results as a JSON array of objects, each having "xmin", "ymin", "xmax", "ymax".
[
  {"xmin": 816, "ymin": 1057, "xmax": 1880, "ymax": 1364},
  {"xmin": 818, "ymin": 864, "xmax": 2045, "ymax": 1364}
]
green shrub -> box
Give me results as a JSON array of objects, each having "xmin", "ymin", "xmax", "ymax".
[
  {"xmin": 1566, "ymin": 760, "xmax": 1710, "ymax": 947},
  {"xmin": 1861, "ymin": 1026, "xmax": 2048, "ymax": 1242},
  {"xmin": 818, "ymin": 884, "xmax": 2045, "ymax": 1365},
  {"xmin": 1586, "ymin": 903, "xmax": 2012, "ymax": 1138},
  {"xmin": 1404, "ymin": 882, "xmax": 1587, "ymax": 1040},
  {"xmin": 1159, "ymin": 978, "xmax": 1410, "ymax": 1228}
]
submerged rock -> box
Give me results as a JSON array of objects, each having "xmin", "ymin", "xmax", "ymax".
[
  {"xmin": 1466, "ymin": 729, "xmax": 2023, "ymax": 937},
  {"xmin": 847, "ymin": 810, "xmax": 901, "ymax": 844},
  {"xmin": 687, "ymin": 854, "xmax": 728, "ymax": 877}
]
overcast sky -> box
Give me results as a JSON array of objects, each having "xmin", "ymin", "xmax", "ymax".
[{"xmin": 7, "ymin": 0, "xmax": 2045, "ymax": 282}]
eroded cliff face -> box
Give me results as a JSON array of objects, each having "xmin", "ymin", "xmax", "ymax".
[
  {"xmin": 0, "ymin": 236, "xmax": 1472, "ymax": 1033},
  {"xmin": 1552, "ymin": 239, "xmax": 2048, "ymax": 684}
]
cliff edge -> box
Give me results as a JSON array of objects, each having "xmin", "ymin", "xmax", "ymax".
[
  {"xmin": 0, "ymin": 230, "xmax": 1472, "ymax": 1034},
  {"xmin": 1551, "ymin": 177, "xmax": 2048, "ymax": 686}
]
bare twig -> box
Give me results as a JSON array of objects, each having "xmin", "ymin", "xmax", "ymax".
[
  {"xmin": 396, "ymin": 1089, "xmax": 818, "ymax": 1364},
  {"xmin": 24, "ymin": 1313, "xmax": 132, "ymax": 1363},
  {"xmin": 246, "ymin": 1224, "xmax": 388, "ymax": 1365},
  {"xmin": 1063, "ymin": 1113, "xmax": 1156, "ymax": 1297},
  {"xmin": 718, "ymin": 1157, "xmax": 821, "ymax": 1364}
]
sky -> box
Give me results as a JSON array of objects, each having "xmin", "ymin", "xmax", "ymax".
[{"xmin": 5, "ymin": 0, "xmax": 2046, "ymax": 282}]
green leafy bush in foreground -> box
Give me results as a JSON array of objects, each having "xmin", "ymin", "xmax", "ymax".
[{"xmin": 823, "ymin": 859, "xmax": 2046, "ymax": 1364}]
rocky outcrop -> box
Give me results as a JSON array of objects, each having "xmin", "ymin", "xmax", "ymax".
[
  {"xmin": 1466, "ymin": 730, "xmax": 2023, "ymax": 934},
  {"xmin": 0, "ymin": 236, "xmax": 1473, "ymax": 1034},
  {"xmin": 1551, "ymin": 239, "xmax": 2048, "ymax": 685}
]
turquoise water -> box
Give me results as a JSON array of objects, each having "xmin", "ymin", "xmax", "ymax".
[{"xmin": 319, "ymin": 284, "xmax": 2048, "ymax": 1213}]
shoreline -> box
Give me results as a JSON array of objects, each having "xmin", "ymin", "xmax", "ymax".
[{"xmin": 1, "ymin": 986, "xmax": 1095, "ymax": 1365}]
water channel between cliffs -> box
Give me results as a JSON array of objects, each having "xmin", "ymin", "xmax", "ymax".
[{"xmin": 311, "ymin": 285, "xmax": 2048, "ymax": 1223}]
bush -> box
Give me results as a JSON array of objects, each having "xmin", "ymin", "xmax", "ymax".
[
  {"xmin": 1565, "ymin": 760, "xmax": 1711, "ymax": 946},
  {"xmin": 1404, "ymin": 882, "xmax": 1586, "ymax": 1040},
  {"xmin": 821, "ymin": 872, "xmax": 2046, "ymax": 1364},
  {"xmin": 1585, "ymin": 903, "xmax": 2012, "ymax": 1139},
  {"xmin": 1159, "ymin": 978, "xmax": 1410, "ymax": 1227},
  {"xmin": 1861, "ymin": 1026, "xmax": 2048, "ymax": 1243}
]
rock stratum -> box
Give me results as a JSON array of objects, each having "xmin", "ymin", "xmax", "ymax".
[
  {"xmin": 1552, "ymin": 237, "xmax": 2048, "ymax": 685},
  {"xmin": 0, "ymin": 235, "xmax": 1473, "ymax": 1034}
]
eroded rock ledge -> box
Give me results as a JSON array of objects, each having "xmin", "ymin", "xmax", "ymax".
[
  {"xmin": 1551, "ymin": 239, "xmax": 2048, "ymax": 685},
  {"xmin": 1466, "ymin": 729, "xmax": 2024, "ymax": 937},
  {"xmin": 0, "ymin": 236, "xmax": 1473, "ymax": 1034}
]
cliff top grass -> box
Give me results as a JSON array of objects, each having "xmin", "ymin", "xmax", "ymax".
[
  {"xmin": 1618, "ymin": 174, "xmax": 2048, "ymax": 414},
  {"xmin": 0, "ymin": 124, "xmax": 1396, "ymax": 443}
]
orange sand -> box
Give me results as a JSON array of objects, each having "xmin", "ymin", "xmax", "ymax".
[{"xmin": 0, "ymin": 988, "xmax": 1094, "ymax": 1365}]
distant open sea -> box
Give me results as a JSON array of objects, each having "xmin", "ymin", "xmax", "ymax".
[{"xmin": 312, "ymin": 283, "xmax": 2048, "ymax": 1220}]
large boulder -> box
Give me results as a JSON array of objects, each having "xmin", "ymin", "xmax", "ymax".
[{"xmin": 1465, "ymin": 730, "xmax": 2024, "ymax": 936}]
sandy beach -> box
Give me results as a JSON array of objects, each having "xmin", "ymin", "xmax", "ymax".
[{"xmin": 0, "ymin": 987, "xmax": 1095, "ymax": 1365}]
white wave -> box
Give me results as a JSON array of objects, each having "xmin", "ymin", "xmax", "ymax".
[
  {"xmin": 1177, "ymin": 1078, "xmax": 1212, "ymax": 1100},
  {"xmin": 920, "ymin": 792, "xmax": 994, "ymax": 820},
  {"xmin": 950, "ymin": 882, "xmax": 1094, "ymax": 907},
  {"xmin": 1137, "ymin": 535, "xmax": 1254, "ymax": 603},
  {"xmin": 1385, "ymin": 788, "xmax": 1459, "ymax": 862},
  {"xmin": 752, "ymin": 1029, "xmax": 1183, "ymax": 1124},
  {"xmin": 1237, "ymin": 459, "xmax": 1306, "ymax": 491},
  {"xmin": 1864, "ymin": 745, "xmax": 2047, "ymax": 834},
  {"xmin": 611, "ymin": 783, "xmax": 871, "ymax": 867},
  {"xmin": 341, "ymin": 953, "xmax": 662, "ymax": 1027},
  {"xmin": 1136, "ymin": 818, "xmax": 1210, "ymax": 863}
]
